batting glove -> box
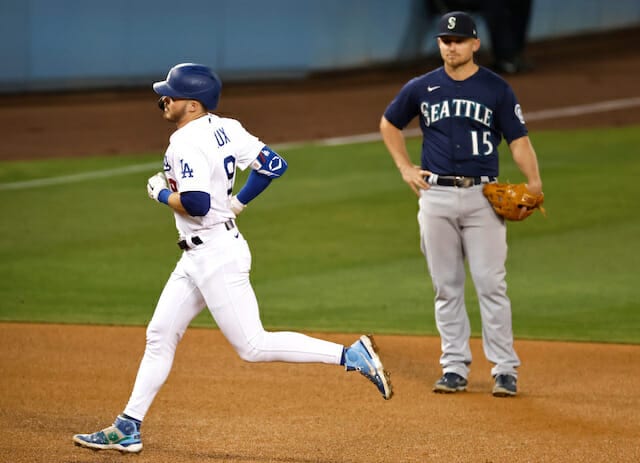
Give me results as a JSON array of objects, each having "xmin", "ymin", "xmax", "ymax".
[
  {"xmin": 230, "ymin": 195, "xmax": 246, "ymax": 215},
  {"xmin": 147, "ymin": 172, "xmax": 169, "ymax": 202}
]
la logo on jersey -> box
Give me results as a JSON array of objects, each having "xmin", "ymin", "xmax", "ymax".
[{"xmin": 180, "ymin": 159, "xmax": 194, "ymax": 178}]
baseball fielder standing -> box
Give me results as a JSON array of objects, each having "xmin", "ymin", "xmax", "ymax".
[
  {"xmin": 73, "ymin": 63, "xmax": 392, "ymax": 453},
  {"xmin": 380, "ymin": 11, "xmax": 542, "ymax": 397}
]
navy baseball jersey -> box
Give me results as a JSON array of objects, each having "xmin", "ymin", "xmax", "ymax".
[{"xmin": 384, "ymin": 66, "xmax": 527, "ymax": 177}]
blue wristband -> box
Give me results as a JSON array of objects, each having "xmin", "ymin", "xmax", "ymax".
[{"xmin": 157, "ymin": 189, "xmax": 171, "ymax": 205}]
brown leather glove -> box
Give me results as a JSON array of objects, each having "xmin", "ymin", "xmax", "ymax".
[{"xmin": 483, "ymin": 183, "xmax": 545, "ymax": 221}]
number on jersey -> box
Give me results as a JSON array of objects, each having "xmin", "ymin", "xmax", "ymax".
[
  {"xmin": 470, "ymin": 130, "xmax": 494, "ymax": 155},
  {"xmin": 224, "ymin": 155, "xmax": 236, "ymax": 195}
]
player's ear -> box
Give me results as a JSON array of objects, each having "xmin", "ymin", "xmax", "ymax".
[
  {"xmin": 472, "ymin": 38, "xmax": 481, "ymax": 52},
  {"xmin": 188, "ymin": 100, "xmax": 203, "ymax": 112}
]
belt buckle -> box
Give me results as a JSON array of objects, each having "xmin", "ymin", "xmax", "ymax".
[{"xmin": 454, "ymin": 176, "xmax": 474, "ymax": 188}]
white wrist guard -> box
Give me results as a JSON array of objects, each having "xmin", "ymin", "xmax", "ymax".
[{"xmin": 230, "ymin": 195, "xmax": 246, "ymax": 215}]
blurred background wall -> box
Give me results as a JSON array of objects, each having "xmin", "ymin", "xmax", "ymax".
[{"xmin": 1, "ymin": 0, "xmax": 639, "ymax": 93}]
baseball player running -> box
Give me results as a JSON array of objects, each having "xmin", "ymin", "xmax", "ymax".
[
  {"xmin": 379, "ymin": 12, "xmax": 542, "ymax": 397},
  {"xmin": 73, "ymin": 63, "xmax": 392, "ymax": 453}
]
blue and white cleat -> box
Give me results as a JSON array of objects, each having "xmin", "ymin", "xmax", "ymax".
[
  {"xmin": 73, "ymin": 415, "xmax": 142, "ymax": 453},
  {"xmin": 345, "ymin": 335, "xmax": 393, "ymax": 400}
]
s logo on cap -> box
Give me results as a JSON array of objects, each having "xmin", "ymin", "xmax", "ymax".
[{"xmin": 448, "ymin": 17, "xmax": 457, "ymax": 29}]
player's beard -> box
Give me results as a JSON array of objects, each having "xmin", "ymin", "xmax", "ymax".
[
  {"xmin": 444, "ymin": 52, "xmax": 473, "ymax": 70},
  {"xmin": 163, "ymin": 103, "xmax": 188, "ymax": 124}
]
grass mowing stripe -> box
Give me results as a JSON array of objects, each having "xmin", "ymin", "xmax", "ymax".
[{"xmin": 0, "ymin": 125, "xmax": 639, "ymax": 343}]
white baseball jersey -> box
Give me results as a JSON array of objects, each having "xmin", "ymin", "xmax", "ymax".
[{"xmin": 162, "ymin": 113, "xmax": 264, "ymax": 238}]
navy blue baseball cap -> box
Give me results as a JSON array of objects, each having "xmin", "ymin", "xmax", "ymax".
[{"xmin": 436, "ymin": 11, "xmax": 477, "ymax": 39}]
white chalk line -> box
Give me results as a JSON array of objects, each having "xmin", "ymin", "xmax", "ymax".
[
  {"xmin": 0, "ymin": 162, "xmax": 159, "ymax": 191},
  {"xmin": 524, "ymin": 96, "xmax": 640, "ymax": 121},
  {"xmin": 319, "ymin": 96, "xmax": 640, "ymax": 145},
  {"xmin": 1, "ymin": 96, "xmax": 639, "ymax": 191}
]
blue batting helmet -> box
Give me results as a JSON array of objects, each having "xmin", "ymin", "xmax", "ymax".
[{"xmin": 153, "ymin": 63, "xmax": 222, "ymax": 110}]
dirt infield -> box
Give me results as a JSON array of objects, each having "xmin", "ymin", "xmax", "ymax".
[
  {"xmin": 1, "ymin": 28, "xmax": 640, "ymax": 463},
  {"xmin": 2, "ymin": 324, "xmax": 639, "ymax": 463}
]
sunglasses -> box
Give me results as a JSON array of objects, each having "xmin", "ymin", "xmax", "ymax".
[{"xmin": 156, "ymin": 96, "xmax": 187, "ymax": 110}]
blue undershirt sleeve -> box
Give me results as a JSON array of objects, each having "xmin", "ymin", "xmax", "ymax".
[
  {"xmin": 180, "ymin": 191, "xmax": 210, "ymax": 216},
  {"xmin": 236, "ymin": 170, "xmax": 272, "ymax": 205}
]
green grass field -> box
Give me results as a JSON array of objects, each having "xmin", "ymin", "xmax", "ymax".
[{"xmin": 1, "ymin": 125, "xmax": 639, "ymax": 343}]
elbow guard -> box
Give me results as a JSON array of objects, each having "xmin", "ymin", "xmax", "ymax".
[{"xmin": 250, "ymin": 146, "xmax": 288, "ymax": 178}]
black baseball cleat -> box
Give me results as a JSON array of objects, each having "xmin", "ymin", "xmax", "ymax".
[
  {"xmin": 492, "ymin": 374, "xmax": 517, "ymax": 397},
  {"xmin": 433, "ymin": 372, "xmax": 468, "ymax": 393}
]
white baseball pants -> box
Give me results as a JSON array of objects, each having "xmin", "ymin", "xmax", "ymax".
[{"xmin": 124, "ymin": 225, "xmax": 343, "ymax": 421}]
